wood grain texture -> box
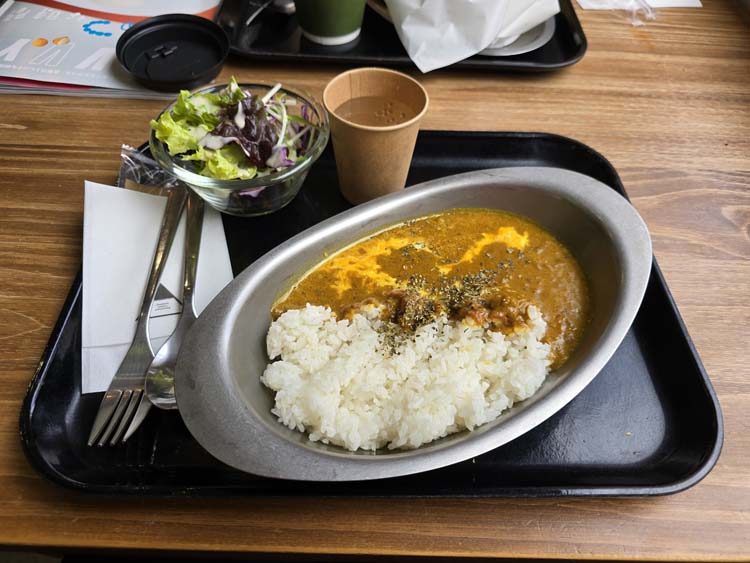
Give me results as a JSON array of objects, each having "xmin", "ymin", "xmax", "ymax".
[{"xmin": 1, "ymin": 1, "xmax": 748, "ymax": 559}]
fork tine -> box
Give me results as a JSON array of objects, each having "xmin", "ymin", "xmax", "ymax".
[
  {"xmin": 123, "ymin": 391, "xmax": 152, "ymax": 443},
  {"xmin": 109, "ymin": 389, "xmax": 142, "ymax": 445},
  {"xmin": 97, "ymin": 389, "xmax": 133, "ymax": 446},
  {"xmin": 87, "ymin": 390, "xmax": 123, "ymax": 446}
]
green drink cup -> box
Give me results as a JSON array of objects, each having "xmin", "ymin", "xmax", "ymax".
[{"xmin": 294, "ymin": 0, "xmax": 367, "ymax": 45}]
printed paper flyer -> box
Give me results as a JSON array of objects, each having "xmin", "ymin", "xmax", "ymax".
[{"xmin": 0, "ymin": 0, "xmax": 221, "ymax": 90}]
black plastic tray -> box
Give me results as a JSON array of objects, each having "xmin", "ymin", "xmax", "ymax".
[
  {"xmin": 217, "ymin": 0, "xmax": 586, "ymax": 72},
  {"xmin": 20, "ymin": 131, "xmax": 722, "ymax": 497}
]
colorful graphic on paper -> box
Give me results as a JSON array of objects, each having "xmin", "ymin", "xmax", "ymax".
[{"xmin": 0, "ymin": 0, "xmax": 221, "ymax": 90}]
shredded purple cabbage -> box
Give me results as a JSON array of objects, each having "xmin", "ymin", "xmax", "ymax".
[
  {"xmin": 266, "ymin": 146, "xmax": 295, "ymax": 168},
  {"xmin": 238, "ymin": 186, "xmax": 266, "ymax": 198},
  {"xmin": 212, "ymin": 96, "xmax": 279, "ymax": 166}
]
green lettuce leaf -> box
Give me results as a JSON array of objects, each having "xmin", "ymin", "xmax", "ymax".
[
  {"xmin": 180, "ymin": 146, "xmax": 208, "ymax": 162},
  {"xmin": 171, "ymin": 90, "xmax": 221, "ymax": 128},
  {"xmin": 150, "ymin": 112, "xmax": 208, "ymax": 155},
  {"xmin": 182, "ymin": 144, "xmax": 257, "ymax": 180},
  {"xmin": 219, "ymin": 76, "xmax": 246, "ymax": 105}
]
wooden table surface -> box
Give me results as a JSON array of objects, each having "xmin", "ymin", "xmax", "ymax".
[{"xmin": 1, "ymin": 1, "xmax": 748, "ymax": 560}]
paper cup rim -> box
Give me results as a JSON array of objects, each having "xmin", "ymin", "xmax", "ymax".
[{"xmin": 323, "ymin": 67, "xmax": 429, "ymax": 132}]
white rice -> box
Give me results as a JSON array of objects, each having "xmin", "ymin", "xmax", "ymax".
[{"xmin": 261, "ymin": 304, "xmax": 551, "ymax": 451}]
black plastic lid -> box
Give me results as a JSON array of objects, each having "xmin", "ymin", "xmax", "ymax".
[{"xmin": 116, "ymin": 14, "xmax": 229, "ymax": 92}]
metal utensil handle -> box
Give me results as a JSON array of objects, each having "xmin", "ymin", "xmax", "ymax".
[
  {"xmin": 245, "ymin": 0, "xmax": 273, "ymax": 26},
  {"xmin": 181, "ymin": 191, "xmax": 204, "ymax": 318},
  {"xmin": 136, "ymin": 188, "xmax": 188, "ymax": 329}
]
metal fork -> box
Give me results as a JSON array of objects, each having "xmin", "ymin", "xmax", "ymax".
[
  {"xmin": 87, "ymin": 187, "xmax": 188, "ymax": 446},
  {"xmin": 144, "ymin": 190, "xmax": 204, "ymax": 410}
]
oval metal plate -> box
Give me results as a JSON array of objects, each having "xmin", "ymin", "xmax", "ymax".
[{"xmin": 174, "ymin": 167, "xmax": 652, "ymax": 481}]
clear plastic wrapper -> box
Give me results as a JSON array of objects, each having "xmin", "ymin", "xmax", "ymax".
[
  {"xmin": 117, "ymin": 144, "xmax": 179, "ymax": 190},
  {"xmin": 576, "ymin": 0, "xmax": 656, "ymax": 26}
]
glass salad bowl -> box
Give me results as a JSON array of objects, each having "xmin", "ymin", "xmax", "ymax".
[{"xmin": 149, "ymin": 81, "xmax": 329, "ymax": 216}]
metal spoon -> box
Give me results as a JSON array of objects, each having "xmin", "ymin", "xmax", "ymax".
[
  {"xmin": 245, "ymin": 0, "xmax": 273, "ymax": 26},
  {"xmin": 244, "ymin": 0, "xmax": 295, "ymax": 27},
  {"xmin": 144, "ymin": 190, "xmax": 204, "ymax": 410}
]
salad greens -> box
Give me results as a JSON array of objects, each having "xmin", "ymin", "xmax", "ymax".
[{"xmin": 151, "ymin": 77, "xmax": 316, "ymax": 181}]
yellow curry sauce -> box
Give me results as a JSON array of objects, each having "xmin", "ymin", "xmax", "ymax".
[{"xmin": 273, "ymin": 208, "xmax": 589, "ymax": 368}]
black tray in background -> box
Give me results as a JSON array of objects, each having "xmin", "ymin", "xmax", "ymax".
[
  {"xmin": 20, "ymin": 131, "xmax": 722, "ymax": 497},
  {"xmin": 217, "ymin": 0, "xmax": 586, "ymax": 72}
]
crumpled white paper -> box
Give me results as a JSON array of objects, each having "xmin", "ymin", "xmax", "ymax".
[{"xmin": 384, "ymin": 0, "xmax": 560, "ymax": 72}]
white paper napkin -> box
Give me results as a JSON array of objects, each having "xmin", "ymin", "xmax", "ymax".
[
  {"xmin": 384, "ymin": 0, "xmax": 561, "ymax": 72},
  {"xmin": 81, "ymin": 181, "xmax": 233, "ymax": 394}
]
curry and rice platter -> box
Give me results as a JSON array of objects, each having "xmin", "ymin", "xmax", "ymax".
[
  {"xmin": 175, "ymin": 168, "xmax": 652, "ymax": 481},
  {"xmin": 263, "ymin": 208, "xmax": 588, "ymax": 451}
]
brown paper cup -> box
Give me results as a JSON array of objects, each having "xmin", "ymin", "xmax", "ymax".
[{"xmin": 323, "ymin": 67, "xmax": 429, "ymax": 205}]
